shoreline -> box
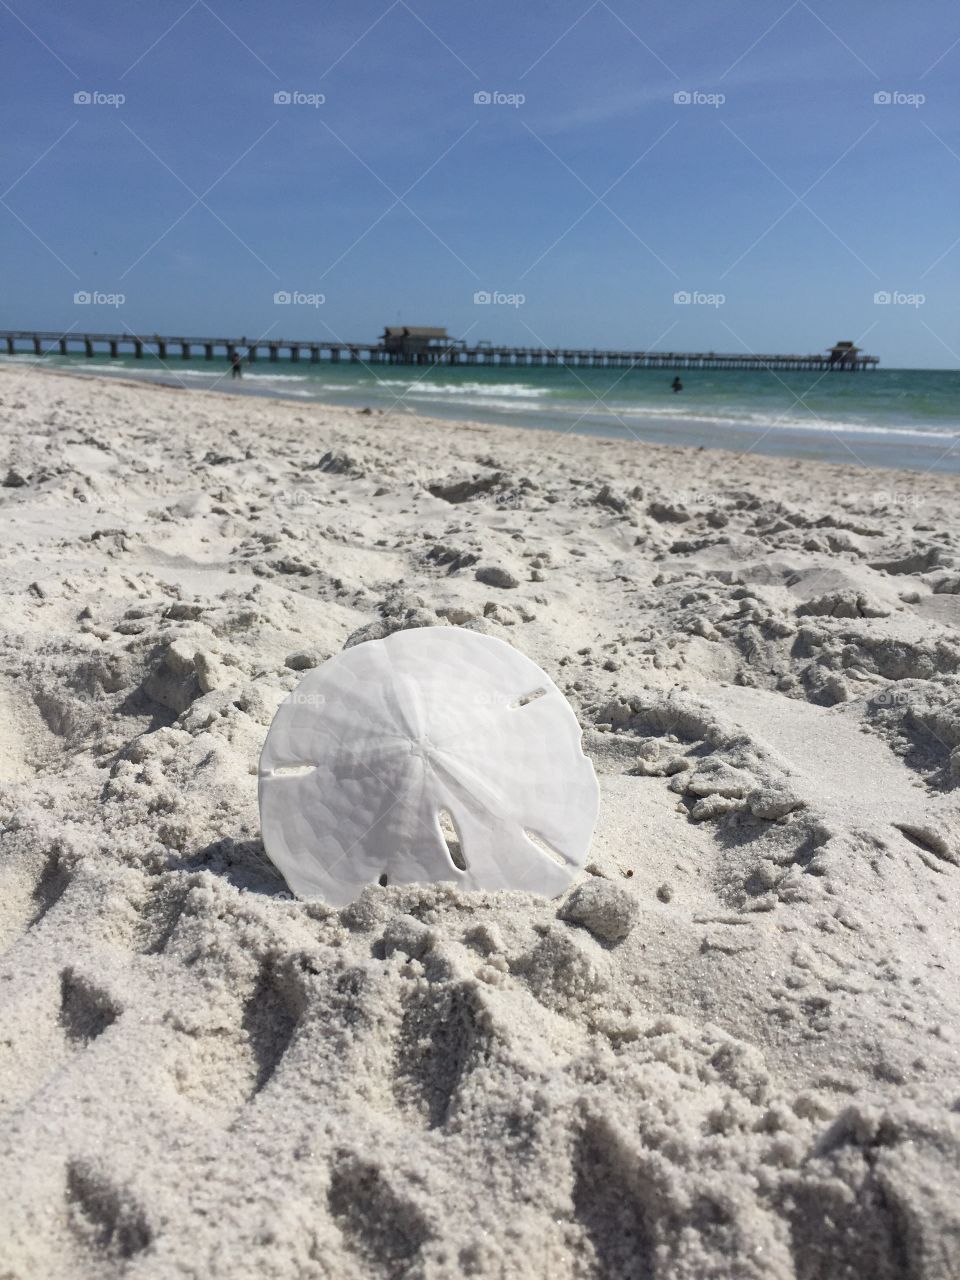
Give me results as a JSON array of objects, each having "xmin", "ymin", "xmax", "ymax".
[{"xmin": 6, "ymin": 358, "xmax": 959, "ymax": 492}]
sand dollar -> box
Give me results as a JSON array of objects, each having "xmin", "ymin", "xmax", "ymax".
[{"xmin": 258, "ymin": 627, "xmax": 600, "ymax": 905}]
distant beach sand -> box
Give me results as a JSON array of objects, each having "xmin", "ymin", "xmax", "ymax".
[{"xmin": 1, "ymin": 363, "xmax": 959, "ymax": 1278}]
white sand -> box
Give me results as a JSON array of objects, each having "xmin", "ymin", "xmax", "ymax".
[{"xmin": 1, "ymin": 364, "xmax": 959, "ymax": 1279}]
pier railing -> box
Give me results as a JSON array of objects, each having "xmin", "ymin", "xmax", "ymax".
[{"xmin": 0, "ymin": 330, "xmax": 880, "ymax": 372}]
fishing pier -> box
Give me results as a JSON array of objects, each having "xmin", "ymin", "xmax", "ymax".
[{"xmin": 0, "ymin": 328, "xmax": 879, "ymax": 372}]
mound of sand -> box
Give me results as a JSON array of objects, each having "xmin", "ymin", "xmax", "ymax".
[{"xmin": 1, "ymin": 365, "xmax": 959, "ymax": 1279}]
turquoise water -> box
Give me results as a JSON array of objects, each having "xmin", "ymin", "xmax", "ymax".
[{"xmin": 5, "ymin": 352, "xmax": 959, "ymax": 473}]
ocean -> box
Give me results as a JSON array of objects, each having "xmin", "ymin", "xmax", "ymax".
[{"xmin": 4, "ymin": 352, "xmax": 959, "ymax": 474}]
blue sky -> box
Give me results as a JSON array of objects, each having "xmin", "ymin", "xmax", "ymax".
[{"xmin": 2, "ymin": 0, "xmax": 959, "ymax": 367}]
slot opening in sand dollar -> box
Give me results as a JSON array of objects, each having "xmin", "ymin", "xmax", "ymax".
[
  {"xmin": 509, "ymin": 687, "xmax": 547, "ymax": 710},
  {"xmin": 268, "ymin": 764, "xmax": 319, "ymax": 779},
  {"xmin": 437, "ymin": 808, "xmax": 466, "ymax": 871},
  {"xmin": 523, "ymin": 829, "xmax": 567, "ymax": 866}
]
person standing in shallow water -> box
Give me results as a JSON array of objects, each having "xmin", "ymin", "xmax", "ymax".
[
  {"xmin": 230, "ymin": 350, "xmax": 243, "ymax": 378},
  {"xmin": 671, "ymin": 376, "xmax": 683, "ymax": 393}
]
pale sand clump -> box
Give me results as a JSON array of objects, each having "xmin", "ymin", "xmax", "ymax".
[{"xmin": 1, "ymin": 364, "xmax": 959, "ymax": 1278}]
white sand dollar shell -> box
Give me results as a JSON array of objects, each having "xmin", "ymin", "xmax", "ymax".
[{"xmin": 258, "ymin": 628, "xmax": 600, "ymax": 905}]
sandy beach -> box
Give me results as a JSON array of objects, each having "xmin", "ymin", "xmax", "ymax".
[{"xmin": 1, "ymin": 362, "xmax": 959, "ymax": 1278}]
